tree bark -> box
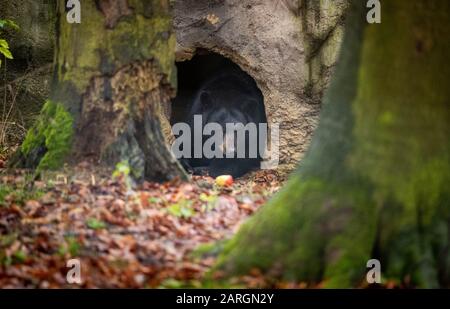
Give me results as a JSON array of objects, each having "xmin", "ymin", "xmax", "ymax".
[
  {"xmin": 12, "ymin": 0, "xmax": 186, "ymax": 182},
  {"xmin": 217, "ymin": 0, "xmax": 450, "ymax": 288}
]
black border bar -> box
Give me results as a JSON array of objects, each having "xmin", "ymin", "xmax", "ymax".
[{"xmin": 0, "ymin": 289, "xmax": 448, "ymax": 307}]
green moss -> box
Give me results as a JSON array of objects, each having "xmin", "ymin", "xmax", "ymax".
[
  {"xmin": 352, "ymin": 1, "xmax": 449, "ymax": 212},
  {"xmin": 217, "ymin": 175, "xmax": 376, "ymax": 287},
  {"xmin": 216, "ymin": 0, "xmax": 449, "ymax": 288},
  {"xmin": 190, "ymin": 241, "xmax": 226, "ymax": 259},
  {"xmin": 21, "ymin": 100, "xmax": 73, "ymax": 171},
  {"xmin": 57, "ymin": 0, "xmax": 176, "ymax": 92},
  {"xmin": 350, "ymin": 1, "xmax": 450, "ymax": 287}
]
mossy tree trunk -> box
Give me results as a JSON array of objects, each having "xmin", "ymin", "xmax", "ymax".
[
  {"xmin": 217, "ymin": 0, "xmax": 449, "ymax": 288},
  {"xmin": 13, "ymin": 0, "xmax": 186, "ymax": 181}
]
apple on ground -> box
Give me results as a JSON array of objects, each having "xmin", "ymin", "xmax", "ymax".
[{"xmin": 215, "ymin": 175, "xmax": 234, "ymax": 187}]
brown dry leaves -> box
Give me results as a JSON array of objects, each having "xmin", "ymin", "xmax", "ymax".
[{"xmin": 0, "ymin": 169, "xmax": 283, "ymax": 288}]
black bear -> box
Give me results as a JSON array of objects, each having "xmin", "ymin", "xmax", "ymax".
[{"xmin": 182, "ymin": 68, "xmax": 266, "ymax": 178}]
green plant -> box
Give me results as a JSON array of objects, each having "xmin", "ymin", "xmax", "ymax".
[
  {"xmin": 0, "ymin": 39, "xmax": 12, "ymax": 67},
  {"xmin": 149, "ymin": 197, "xmax": 162, "ymax": 204},
  {"xmin": 112, "ymin": 160, "xmax": 131, "ymax": 178},
  {"xmin": 58, "ymin": 236, "xmax": 81, "ymax": 256},
  {"xmin": 0, "ymin": 19, "xmax": 19, "ymax": 68},
  {"xmin": 0, "ymin": 184, "xmax": 45, "ymax": 206},
  {"xmin": 112, "ymin": 160, "xmax": 133, "ymax": 189},
  {"xmin": 167, "ymin": 199, "xmax": 195, "ymax": 218},
  {"xmin": 0, "ymin": 19, "xmax": 20, "ymax": 155},
  {"xmin": 199, "ymin": 193, "xmax": 218, "ymax": 212},
  {"xmin": 0, "ymin": 233, "xmax": 27, "ymax": 266},
  {"xmin": 86, "ymin": 218, "xmax": 106, "ymax": 230},
  {"xmin": 12, "ymin": 250, "xmax": 27, "ymax": 263}
]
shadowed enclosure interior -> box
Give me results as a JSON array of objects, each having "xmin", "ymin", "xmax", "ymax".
[{"xmin": 170, "ymin": 52, "xmax": 266, "ymax": 126}]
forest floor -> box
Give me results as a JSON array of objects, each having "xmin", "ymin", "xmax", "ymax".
[{"xmin": 0, "ymin": 162, "xmax": 311, "ymax": 288}]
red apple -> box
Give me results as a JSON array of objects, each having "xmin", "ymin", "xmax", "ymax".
[{"xmin": 215, "ymin": 175, "xmax": 234, "ymax": 187}]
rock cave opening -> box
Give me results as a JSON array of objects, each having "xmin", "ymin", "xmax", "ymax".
[{"xmin": 170, "ymin": 51, "xmax": 268, "ymax": 178}]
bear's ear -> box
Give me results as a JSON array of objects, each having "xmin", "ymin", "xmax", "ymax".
[{"xmin": 200, "ymin": 91, "xmax": 212, "ymax": 107}]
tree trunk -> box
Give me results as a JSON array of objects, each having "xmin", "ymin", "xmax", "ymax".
[
  {"xmin": 217, "ymin": 0, "xmax": 449, "ymax": 288},
  {"xmin": 12, "ymin": 0, "xmax": 186, "ymax": 182}
]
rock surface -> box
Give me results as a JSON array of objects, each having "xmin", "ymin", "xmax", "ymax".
[{"xmin": 172, "ymin": 0, "xmax": 348, "ymax": 173}]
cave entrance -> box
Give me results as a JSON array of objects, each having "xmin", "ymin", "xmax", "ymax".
[
  {"xmin": 171, "ymin": 51, "xmax": 268, "ymax": 178},
  {"xmin": 171, "ymin": 52, "xmax": 254, "ymax": 123}
]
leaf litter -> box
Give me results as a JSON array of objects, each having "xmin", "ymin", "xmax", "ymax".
[{"xmin": 0, "ymin": 166, "xmax": 285, "ymax": 288}]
